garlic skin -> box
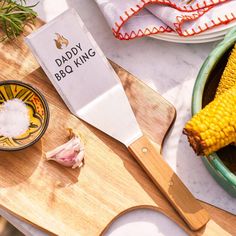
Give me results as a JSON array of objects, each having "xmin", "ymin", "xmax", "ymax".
[{"xmin": 46, "ymin": 131, "xmax": 85, "ymax": 169}]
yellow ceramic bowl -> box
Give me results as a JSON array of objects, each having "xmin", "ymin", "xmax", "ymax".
[{"xmin": 0, "ymin": 80, "xmax": 49, "ymax": 151}]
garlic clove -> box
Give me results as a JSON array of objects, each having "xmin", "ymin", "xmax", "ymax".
[
  {"xmin": 46, "ymin": 131, "xmax": 85, "ymax": 169},
  {"xmin": 72, "ymin": 149, "xmax": 85, "ymax": 169}
]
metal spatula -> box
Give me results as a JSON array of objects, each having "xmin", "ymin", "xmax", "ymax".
[
  {"xmin": 26, "ymin": 9, "xmax": 209, "ymax": 231},
  {"xmin": 74, "ymin": 65, "xmax": 209, "ymax": 231}
]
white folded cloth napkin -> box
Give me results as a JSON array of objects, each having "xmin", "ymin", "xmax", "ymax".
[{"xmin": 95, "ymin": 0, "xmax": 236, "ymax": 40}]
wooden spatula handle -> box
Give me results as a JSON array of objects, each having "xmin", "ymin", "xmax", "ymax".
[{"xmin": 128, "ymin": 135, "xmax": 210, "ymax": 231}]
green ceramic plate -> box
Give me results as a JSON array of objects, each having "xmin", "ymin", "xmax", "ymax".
[
  {"xmin": 0, "ymin": 80, "xmax": 49, "ymax": 151},
  {"xmin": 193, "ymin": 28, "xmax": 236, "ymax": 197}
]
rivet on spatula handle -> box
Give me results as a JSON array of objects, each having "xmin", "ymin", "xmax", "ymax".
[{"xmin": 128, "ymin": 135, "xmax": 210, "ymax": 231}]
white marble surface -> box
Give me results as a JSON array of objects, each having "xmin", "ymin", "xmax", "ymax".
[{"xmin": 1, "ymin": 0, "xmax": 236, "ymax": 235}]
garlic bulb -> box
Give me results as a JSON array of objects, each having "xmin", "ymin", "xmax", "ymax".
[{"xmin": 46, "ymin": 129, "xmax": 85, "ymax": 169}]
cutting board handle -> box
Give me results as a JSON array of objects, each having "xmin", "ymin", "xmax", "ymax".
[{"xmin": 128, "ymin": 135, "xmax": 210, "ymax": 231}]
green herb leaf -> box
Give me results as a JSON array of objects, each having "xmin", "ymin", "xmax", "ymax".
[{"xmin": 0, "ymin": 0, "xmax": 37, "ymax": 41}]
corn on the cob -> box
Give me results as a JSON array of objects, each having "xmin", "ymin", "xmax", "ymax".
[
  {"xmin": 183, "ymin": 85, "xmax": 236, "ymax": 156},
  {"xmin": 215, "ymin": 44, "xmax": 236, "ymax": 98}
]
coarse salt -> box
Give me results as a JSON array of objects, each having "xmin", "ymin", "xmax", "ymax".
[{"xmin": 0, "ymin": 98, "xmax": 30, "ymax": 138}]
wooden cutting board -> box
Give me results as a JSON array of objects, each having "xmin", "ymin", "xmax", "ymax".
[{"xmin": 0, "ymin": 20, "xmax": 235, "ymax": 236}]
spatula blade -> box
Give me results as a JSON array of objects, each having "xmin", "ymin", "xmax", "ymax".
[{"xmin": 77, "ymin": 81, "xmax": 142, "ymax": 146}]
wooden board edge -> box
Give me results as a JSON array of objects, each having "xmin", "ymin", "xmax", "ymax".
[
  {"xmin": 0, "ymin": 204, "xmax": 55, "ymax": 236},
  {"xmin": 109, "ymin": 59, "xmax": 177, "ymax": 151}
]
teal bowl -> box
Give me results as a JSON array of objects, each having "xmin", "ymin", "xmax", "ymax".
[{"xmin": 193, "ymin": 28, "xmax": 236, "ymax": 197}]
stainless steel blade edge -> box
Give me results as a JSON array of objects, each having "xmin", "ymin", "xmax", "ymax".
[{"xmin": 77, "ymin": 83, "xmax": 143, "ymax": 146}]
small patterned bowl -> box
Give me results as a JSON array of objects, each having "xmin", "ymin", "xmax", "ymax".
[
  {"xmin": 193, "ymin": 28, "xmax": 236, "ymax": 197},
  {"xmin": 0, "ymin": 80, "xmax": 49, "ymax": 151}
]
